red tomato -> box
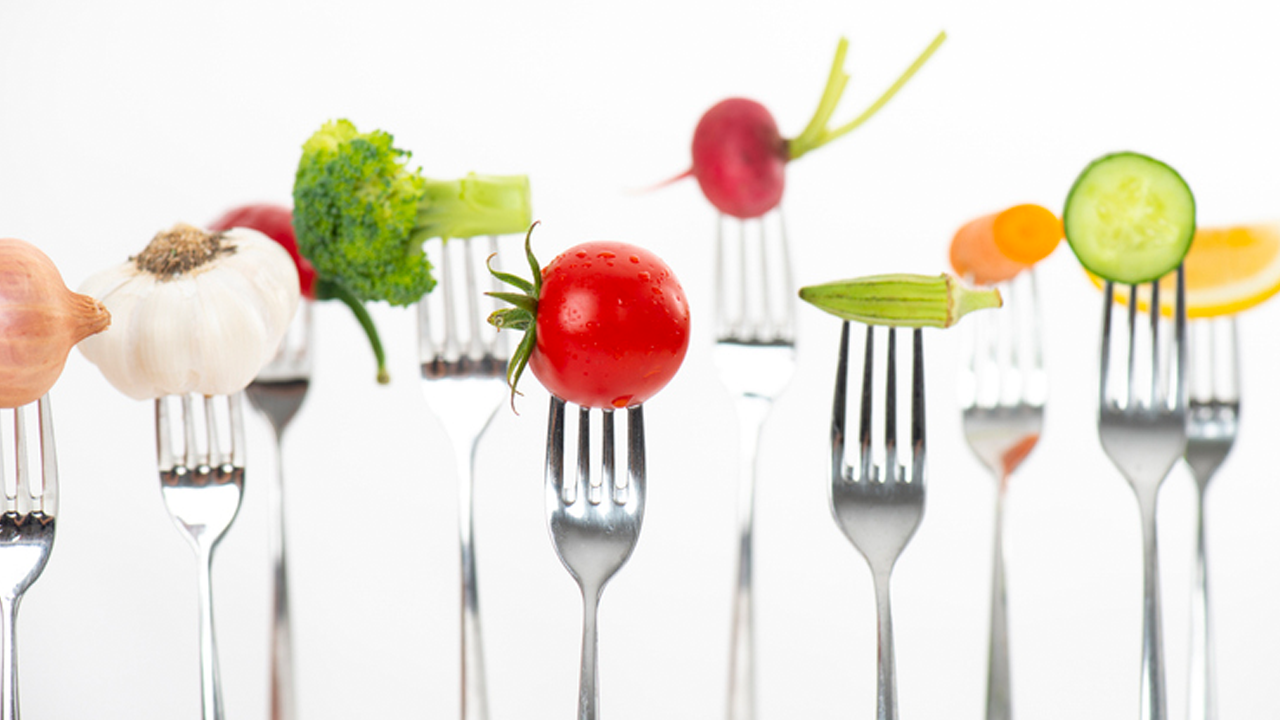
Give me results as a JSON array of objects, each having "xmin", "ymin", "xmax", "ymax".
[
  {"xmin": 529, "ymin": 242, "xmax": 690, "ymax": 409},
  {"xmin": 208, "ymin": 204, "xmax": 317, "ymax": 298}
]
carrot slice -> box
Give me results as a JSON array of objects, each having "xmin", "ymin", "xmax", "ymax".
[
  {"xmin": 950, "ymin": 212, "xmax": 1028, "ymax": 285},
  {"xmin": 993, "ymin": 203, "xmax": 1062, "ymax": 265}
]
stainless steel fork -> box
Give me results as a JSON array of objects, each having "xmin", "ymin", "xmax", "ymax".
[
  {"xmin": 830, "ymin": 322, "xmax": 926, "ymax": 720},
  {"xmin": 1183, "ymin": 316, "xmax": 1238, "ymax": 720},
  {"xmin": 156, "ymin": 393, "xmax": 247, "ymax": 720},
  {"xmin": 958, "ymin": 270, "xmax": 1046, "ymax": 720},
  {"xmin": 0, "ymin": 395, "xmax": 57, "ymax": 720},
  {"xmin": 1097, "ymin": 269, "xmax": 1187, "ymax": 720},
  {"xmin": 713, "ymin": 210, "xmax": 796, "ymax": 720},
  {"xmin": 418, "ymin": 235, "xmax": 508, "ymax": 720},
  {"xmin": 544, "ymin": 398, "xmax": 646, "ymax": 720},
  {"xmin": 245, "ymin": 300, "xmax": 312, "ymax": 720}
]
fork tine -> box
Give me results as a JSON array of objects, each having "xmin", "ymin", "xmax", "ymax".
[
  {"xmin": 911, "ymin": 328, "xmax": 926, "ymax": 484},
  {"xmin": 831, "ymin": 321, "xmax": 851, "ymax": 483},
  {"xmin": 1100, "ymin": 281, "xmax": 1116, "ymax": 409},
  {"xmin": 37, "ymin": 394, "xmax": 56, "ymax": 517},
  {"xmin": 600, "ymin": 409, "xmax": 616, "ymax": 505},
  {"xmin": 13, "ymin": 403, "xmax": 30, "ymax": 516},
  {"xmin": 1174, "ymin": 266, "xmax": 1187, "ymax": 412},
  {"xmin": 227, "ymin": 393, "xmax": 245, "ymax": 469},
  {"xmin": 576, "ymin": 406, "xmax": 593, "ymax": 505},
  {"xmin": 181, "ymin": 394, "xmax": 199, "ymax": 469},
  {"xmin": 1149, "ymin": 280, "xmax": 1161, "ymax": 407},
  {"xmin": 624, "ymin": 405, "xmax": 645, "ymax": 508},
  {"xmin": 156, "ymin": 397, "xmax": 174, "ymax": 472},
  {"xmin": 858, "ymin": 325, "xmax": 875, "ymax": 482},
  {"xmin": 884, "ymin": 329, "xmax": 899, "ymax": 482},
  {"xmin": 1125, "ymin": 284, "xmax": 1139, "ymax": 409},
  {"xmin": 775, "ymin": 209, "xmax": 796, "ymax": 343},
  {"xmin": 546, "ymin": 396, "xmax": 567, "ymax": 503},
  {"xmin": 204, "ymin": 394, "xmax": 222, "ymax": 468}
]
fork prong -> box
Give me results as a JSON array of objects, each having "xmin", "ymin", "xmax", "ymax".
[
  {"xmin": 600, "ymin": 409, "xmax": 616, "ymax": 505},
  {"xmin": 204, "ymin": 394, "xmax": 222, "ymax": 468},
  {"xmin": 831, "ymin": 321, "xmax": 851, "ymax": 483},
  {"xmin": 546, "ymin": 396, "xmax": 567, "ymax": 503},
  {"xmin": 911, "ymin": 328, "xmax": 926, "ymax": 484},
  {"xmin": 884, "ymin": 328, "xmax": 899, "ymax": 482},
  {"xmin": 858, "ymin": 325, "xmax": 875, "ymax": 482},
  {"xmin": 156, "ymin": 396, "xmax": 174, "ymax": 472},
  {"xmin": 1100, "ymin": 281, "xmax": 1116, "ymax": 410},
  {"xmin": 13, "ymin": 403, "xmax": 30, "ymax": 516},
  {"xmin": 37, "ymin": 394, "xmax": 56, "ymax": 517},
  {"xmin": 181, "ymin": 394, "xmax": 199, "ymax": 469},
  {"xmin": 1150, "ymin": 280, "xmax": 1161, "ymax": 408},
  {"xmin": 227, "ymin": 393, "xmax": 246, "ymax": 469},
  {"xmin": 624, "ymin": 405, "xmax": 645, "ymax": 508},
  {"xmin": 1174, "ymin": 266, "xmax": 1187, "ymax": 412},
  {"xmin": 775, "ymin": 209, "xmax": 796, "ymax": 344},
  {"xmin": 576, "ymin": 406, "xmax": 593, "ymax": 505},
  {"xmin": 1126, "ymin": 284, "xmax": 1139, "ymax": 409}
]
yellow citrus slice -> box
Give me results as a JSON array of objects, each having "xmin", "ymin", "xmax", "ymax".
[{"xmin": 1088, "ymin": 222, "xmax": 1280, "ymax": 318}]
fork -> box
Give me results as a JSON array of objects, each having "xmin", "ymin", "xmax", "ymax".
[
  {"xmin": 1097, "ymin": 268, "xmax": 1187, "ymax": 720},
  {"xmin": 958, "ymin": 270, "xmax": 1046, "ymax": 720},
  {"xmin": 829, "ymin": 322, "xmax": 926, "ymax": 720},
  {"xmin": 245, "ymin": 300, "xmax": 313, "ymax": 720},
  {"xmin": 156, "ymin": 393, "xmax": 247, "ymax": 720},
  {"xmin": 544, "ymin": 397, "xmax": 646, "ymax": 720},
  {"xmin": 418, "ymin": 235, "xmax": 508, "ymax": 720},
  {"xmin": 1183, "ymin": 317, "xmax": 1238, "ymax": 720},
  {"xmin": 712, "ymin": 210, "xmax": 796, "ymax": 720},
  {"xmin": 0, "ymin": 395, "xmax": 57, "ymax": 720}
]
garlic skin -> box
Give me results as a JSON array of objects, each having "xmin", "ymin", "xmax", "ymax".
[{"xmin": 78, "ymin": 225, "xmax": 300, "ymax": 400}]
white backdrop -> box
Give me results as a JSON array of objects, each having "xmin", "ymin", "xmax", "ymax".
[{"xmin": 3, "ymin": 1, "xmax": 1280, "ymax": 719}]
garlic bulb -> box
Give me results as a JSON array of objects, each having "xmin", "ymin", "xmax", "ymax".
[{"xmin": 78, "ymin": 223, "xmax": 300, "ymax": 400}]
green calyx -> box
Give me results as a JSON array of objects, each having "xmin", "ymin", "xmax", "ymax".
[
  {"xmin": 485, "ymin": 222, "xmax": 544, "ymax": 410},
  {"xmin": 788, "ymin": 31, "xmax": 948, "ymax": 161},
  {"xmin": 314, "ymin": 277, "xmax": 391, "ymax": 384}
]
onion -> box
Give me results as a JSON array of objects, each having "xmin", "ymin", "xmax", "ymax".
[{"xmin": 0, "ymin": 238, "xmax": 111, "ymax": 407}]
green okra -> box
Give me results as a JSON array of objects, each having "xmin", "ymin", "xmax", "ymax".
[{"xmin": 798, "ymin": 273, "xmax": 1002, "ymax": 328}]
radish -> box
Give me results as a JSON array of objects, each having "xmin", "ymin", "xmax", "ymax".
[{"xmin": 681, "ymin": 32, "xmax": 947, "ymax": 219}]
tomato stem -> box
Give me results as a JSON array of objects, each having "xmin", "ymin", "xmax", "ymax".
[
  {"xmin": 788, "ymin": 31, "xmax": 947, "ymax": 161},
  {"xmin": 315, "ymin": 277, "xmax": 390, "ymax": 384}
]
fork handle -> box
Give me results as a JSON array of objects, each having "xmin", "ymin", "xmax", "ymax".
[
  {"xmin": 1187, "ymin": 490, "xmax": 1216, "ymax": 720},
  {"xmin": 1137, "ymin": 493, "xmax": 1168, "ymax": 720},
  {"xmin": 727, "ymin": 394, "xmax": 772, "ymax": 720},
  {"xmin": 0, "ymin": 596, "xmax": 20, "ymax": 720},
  {"xmin": 985, "ymin": 487, "xmax": 1011, "ymax": 720},
  {"xmin": 578, "ymin": 585, "xmax": 603, "ymax": 720},
  {"xmin": 268, "ymin": 437, "xmax": 296, "ymax": 720},
  {"xmin": 196, "ymin": 549, "xmax": 225, "ymax": 720},
  {"xmin": 871, "ymin": 568, "xmax": 899, "ymax": 720}
]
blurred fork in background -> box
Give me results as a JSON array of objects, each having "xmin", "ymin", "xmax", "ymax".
[
  {"xmin": 958, "ymin": 270, "xmax": 1046, "ymax": 720},
  {"xmin": 712, "ymin": 210, "xmax": 796, "ymax": 720},
  {"xmin": 1183, "ymin": 316, "xmax": 1239, "ymax": 720},
  {"xmin": 418, "ymin": 235, "xmax": 508, "ymax": 720},
  {"xmin": 245, "ymin": 301, "xmax": 313, "ymax": 720}
]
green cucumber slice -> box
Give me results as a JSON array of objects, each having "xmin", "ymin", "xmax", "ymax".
[{"xmin": 1063, "ymin": 151, "xmax": 1196, "ymax": 284}]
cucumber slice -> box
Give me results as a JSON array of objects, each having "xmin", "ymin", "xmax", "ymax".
[{"xmin": 1063, "ymin": 152, "xmax": 1195, "ymax": 284}]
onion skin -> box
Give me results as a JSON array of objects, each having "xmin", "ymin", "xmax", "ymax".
[{"xmin": 0, "ymin": 238, "xmax": 111, "ymax": 408}]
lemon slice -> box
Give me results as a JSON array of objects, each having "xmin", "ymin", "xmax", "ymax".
[{"xmin": 1090, "ymin": 222, "xmax": 1280, "ymax": 318}]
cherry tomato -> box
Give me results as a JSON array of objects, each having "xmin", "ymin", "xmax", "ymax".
[
  {"xmin": 208, "ymin": 204, "xmax": 317, "ymax": 298},
  {"xmin": 528, "ymin": 241, "xmax": 690, "ymax": 409}
]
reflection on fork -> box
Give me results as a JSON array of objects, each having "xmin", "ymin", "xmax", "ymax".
[
  {"xmin": 1184, "ymin": 317, "xmax": 1239, "ymax": 720},
  {"xmin": 0, "ymin": 395, "xmax": 58, "ymax": 720},
  {"xmin": 544, "ymin": 398, "xmax": 646, "ymax": 720},
  {"xmin": 418, "ymin": 235, "xmax": 508, "ymax": 720},
  {"xmin": 829, "ymin": 322, "xmax": 926, "ymax": 720},
  {"xmin": 245, "ymin": 300, "xmax": 313, "ymax": 720},
  {"xmin": 958, "ymin": 270, "xmax": 1046, "ymax": 720},
  {"xmin": 156, "ymin": 393, "xmax": 246, "ymax": 720},
  {"xmin": 712, "ymin": 210, "xmax": 796, "ymax": 720},
  {"xmin": 1096, "ymin": 269, "xmax": 1187, "ymax": 720}
]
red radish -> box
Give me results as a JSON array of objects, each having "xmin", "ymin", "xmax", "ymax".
[
  {"xmin": 209, "ymin": 203, "xmax": 317, "ymax": 298},
  {"xmin": 682, "ymin": 32, "xmax": 947, "ymax": 219}
]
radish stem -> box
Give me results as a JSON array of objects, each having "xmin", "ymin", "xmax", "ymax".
[{"xmin": 789, "ymin": 31, "xmax": 947, "ymax": 161}]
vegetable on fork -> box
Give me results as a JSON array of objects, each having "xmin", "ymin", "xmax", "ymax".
[
  {"xmin": 292, "ymin": 119, "xmax": 532, "ymax": 383},
  {"xmin": 800, "ymin": 273, "xmax": 1002, "ymax": 328}
]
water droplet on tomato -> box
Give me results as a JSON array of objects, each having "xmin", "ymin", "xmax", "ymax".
[
  {"xmin": 629, "ymin": 255, "xmax": 640, "ymax": 264},
  {"xmin": 598, "ymin": 251, "xmax": 616, "ymax": 259},
  {"xmin": 637, "ymin": 271, "xmax": 650, "ymax": 282},
  {"xmin": 576, "ymin": 250, "xmax": 588, "ymax": 259},
  {"xmin": 611, "ymin": 395, "xmax": 632, "ymax": 408}
]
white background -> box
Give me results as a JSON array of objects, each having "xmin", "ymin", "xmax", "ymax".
[{"xmin": 3, "ymin": 1, "xmax": 1280, "ymax": 719}]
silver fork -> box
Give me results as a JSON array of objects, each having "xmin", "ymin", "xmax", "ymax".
[
  {"xmin": 0, "ymin": 395, "xmax": 57, "ymax": 720},
  {"xmin": 1097, "ymin": 268, "xmax": 1187, "ymax": 720},
  {"xmin": 418, "ymin": 235, "xmax": 508, "ymax": 720},
  {"xmin": 1183, "ymin": 317, "xmax": 1238, "ymax": 720},
  {"xmin": 829, "ymin": 322, "xmax": 926, "ymax": 720},
  {"xmin": 712, "ymin": 210, "xmax": 796, "ymax": 720},
  {"xmin": 544, "ymin": 397, "xmax": 646, "ymax": 720},
  {"xmin": 245, "ymin": 300, "xmax": 313, "ymax": 720},
  {"xmin": 958, "ymin": 270, "xmax": 1046, "ymax": 720},
  {"xmin": 156, "ymin": 393, "xmax": 247, "ymax": 720}
]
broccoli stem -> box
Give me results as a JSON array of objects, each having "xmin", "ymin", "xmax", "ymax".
[
  {"xmin": 315, "ymin": 277, "xmax": 391, "ymax": 384},
  {"xmin": 412, "ymin": 173, "xmax": 532, "ymax": 242}
]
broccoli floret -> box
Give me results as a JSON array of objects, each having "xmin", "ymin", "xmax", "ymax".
[{"xmin": 291, "ymin": 119, "xmax": 532, "ymax": 383}]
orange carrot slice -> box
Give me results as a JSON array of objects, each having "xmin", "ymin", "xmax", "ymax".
[
  {"xmin": 950, "ymin": 212, "xmax": 1029, "ymax": 285},
  {"xmin": 993, "ymin": 204, "xmax": 1062, "ymax": 265}
]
